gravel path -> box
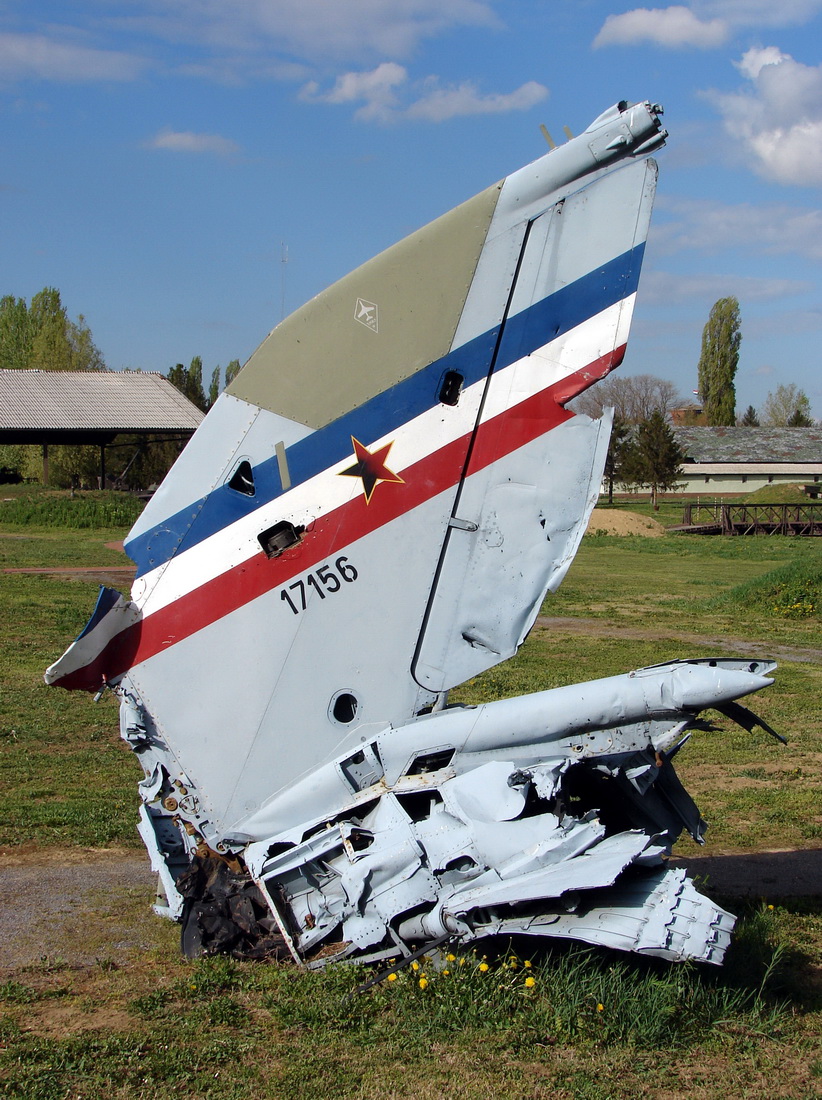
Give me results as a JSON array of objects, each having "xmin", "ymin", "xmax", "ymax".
[
  {"xmin": 0, "ymin": 848, "xmax": 156, "ymax": 973},
  {"xmin": 2, "ymin": 844, "xmax": 819, "ymax": 975}
]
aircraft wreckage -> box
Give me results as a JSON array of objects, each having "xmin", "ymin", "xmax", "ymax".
[{"xmin": 48, "ymin": 101, "xmax": 781, "ymax": 968}]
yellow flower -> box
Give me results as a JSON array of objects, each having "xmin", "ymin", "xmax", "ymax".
[
  {"xmin": 509, "ymin": 959, "xmax": 518, "ymax": 969},
  {"xmin": 419, "ymin": 977, "xmax": 428, "ymax": 990},
  {"xmin": 596, "ymin": 1003, "xmax": 604, "ymax": 1013},
  {"xmin": 459, "ymin": 958, "xmax": 466, "ymax": 967},
  {"xmin": 387, "ymin": 973, "xmax": 398, "ymax": 983},
  {"xmin": 446, "ymin": 953, "xmax": 456, "ymax": 962},
  {"xmin": 442, "ymin": 970, "xmax": 450, "ymax": 977},
  {"xmin": 767, "ymin": 904, "xmax": 774, "ymax": 910},
  {"xmin": 524, "ymin": 976, "xmax": 536, "ymax": 988},
  {"xmin": 523, "ymin": 959, "xmax": 532, "ymax": 968},
  {"xmin": 411, "ymin": 961, "xmax": 420, "ymax": 971},
  {"xmin": 479, "ymin": 962, "xmax": 489, "ymax": 973}
]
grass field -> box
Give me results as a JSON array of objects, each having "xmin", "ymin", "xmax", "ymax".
[{"xmin": 1, "ymin": 496, "xmax": 821, "ymax": 1098}]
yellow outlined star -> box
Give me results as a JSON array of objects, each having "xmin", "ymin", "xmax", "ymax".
[{"xmin": 338, "ymin": 436, "xmax": 404, "ymax": 503}]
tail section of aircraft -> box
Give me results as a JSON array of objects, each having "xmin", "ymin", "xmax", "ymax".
[{"xmin": 47, "ymin": 101, "xmax": 779, "ymax": 968}]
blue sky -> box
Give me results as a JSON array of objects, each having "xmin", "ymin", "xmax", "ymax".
[{"xmin": 2, "ymin": 1, "xmax": 821, "ymax": 417}]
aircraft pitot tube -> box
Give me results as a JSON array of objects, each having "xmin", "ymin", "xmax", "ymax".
[{"xmin": 47, "ymin": 101, "xmax": 779, "ymax": 968}]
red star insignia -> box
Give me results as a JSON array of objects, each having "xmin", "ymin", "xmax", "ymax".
[{"xmin": 339, "ymin": 436, "xmax": 404, "ymax": 503}]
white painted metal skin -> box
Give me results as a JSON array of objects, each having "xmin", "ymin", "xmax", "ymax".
[{"xmin": 47, "ymin": 102, "xmax": 779, "ymax": 968}]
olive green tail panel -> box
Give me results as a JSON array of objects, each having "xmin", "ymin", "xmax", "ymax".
[{"xmin": 227, "ymin": 183, "xmax": 502, "ymax": 430}]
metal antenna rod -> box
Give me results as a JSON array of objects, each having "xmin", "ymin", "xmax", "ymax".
[{"xmin": 280, "ymin": 242, "xmax": 289, "ymax": 321}]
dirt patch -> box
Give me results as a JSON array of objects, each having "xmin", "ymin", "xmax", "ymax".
[
  {"xmin": 586, "ymin": 508, "xmax": 667, "ymax": 536},
  {"xmin": 535, "ymin": 615, "xmax": 822, "ymax": 664},
  {"xmin": 0, "ymin": 847, "xmax": 157, "ymax": 974}
]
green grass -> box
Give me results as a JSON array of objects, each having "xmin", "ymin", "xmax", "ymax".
[
  {"xmin": 0, "ymin": 571, "xmax": 139, "ymax": 847},
  {"xmin": 708, "ymin": 557, "xmax": 822, "ymax": 619},
  {"xmin": 2, "ymin": 515, "xmax": 822, "ymax": 1097},
  {"xmin": 0, "ymin": 905, "xmax": 814, "ymax": 1100},
  {"xmin": 0, "ymin": 484, "xmax": 145, "ymax": 529}
]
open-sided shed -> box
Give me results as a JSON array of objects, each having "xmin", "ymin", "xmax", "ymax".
[{"xmin": 0, "ymin": 370, "xmax": 204, "ymax": 484}]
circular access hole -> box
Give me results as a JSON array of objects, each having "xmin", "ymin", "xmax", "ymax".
[{"xmin": 330, "ymin": 691, "xmax": 359, "ymax": 725}]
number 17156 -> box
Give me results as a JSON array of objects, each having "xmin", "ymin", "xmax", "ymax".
[{"xmin": 280, "ymin": 556, "xmax": 358, "ymax": 615}]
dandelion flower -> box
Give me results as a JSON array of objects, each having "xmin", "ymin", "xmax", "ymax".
[
  {"xmin": 387, "ymin": 973, "xmax": 398, "ymax": 983},
  {"xmin": 509, "ymin": 959, "xmax": 518, "ymax": 969},
  {"xmin": 446, "ymin": 953, "xmax": 456, "ymax": 962},
  {"xmin": 479, "ymin": 962, "xmax": 490, "ymax": 973},
  {"xmin": 442, "ymin": 970, "xmax": 450, "ymax": 977},
  {"xmin": 596, "ymin": 1003, "xmax": 604, "ymax": 1013},
  {"xmin": 411, "ymin": 961, "xmax": 420, "ymax": 971},
  {"xmin": 419, "ymin": 977, "xmax": 428, "ymax": 990},
  {"xmin": 767, "ymin": 904, "xmax": 774, "ymax": 910},
  {"xmin": 524, "ymin": 976, "xmax": 536, "ymax": 988},
  {"xmin": 459, "ymin": 958, "xmax": 466, "ymax": 967},
  {"xmin": 523, "ymin": 959, "xmax": 532, "ymax": 968}
]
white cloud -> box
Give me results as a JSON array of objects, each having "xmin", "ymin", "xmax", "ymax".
[
  {"xmin": 695, "ymin": 1, "xmax": 822, "ymax": 28},
  {"xmin": 0, "ymin": 32, "xmax": 147, "ymax": 82},
  {"xmin": 734, "ymin": 45, "xmax": 789, "ymax": 80},
  {"xmin": 302, "ymin": 64, "xmax": 547, "ymax": 123},
  {"xmin": 147, "ymin": 129, "xmax": 240, "ymax": 155},
  {"xmin": 593, "ymin": 2, "xmax": 822, "ymax": 49},
  {"xmin": 300, "ymin": 62, "xmax": 407, "ymax": 122},
  {"xmin": 406, "ymin": 78, "xmax": 547, "ymax": 122},
  {"xmin": 655, "ymin": 198, "xmax": 822, "ymax": 260},
  {"xmin": 117, "ymin": 0, "xmax": 500, "ymax": 62},
  {"xmin": 715, "ymin": 49, "xmax": 822, "ymax": 186},
  {"xmin": 642, "ymin": 270, "xmax": 808, "ymax": 302},
  {"xmin": 593, "ymin": 7, "xmax": 728, "ymax": 49}
]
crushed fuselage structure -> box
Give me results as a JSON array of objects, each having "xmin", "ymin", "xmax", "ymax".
[{"xmin": 47, "ymin": 101, "xmax": 777, "ymax": 968}]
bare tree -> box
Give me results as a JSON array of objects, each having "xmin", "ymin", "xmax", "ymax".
[
  {"xmin": 572, "ymin": 373, "xmax": 682, "ymax": 423},
  {"xmin": 762, "ymin": 384, "xmax": 814, "ymax": 427}
]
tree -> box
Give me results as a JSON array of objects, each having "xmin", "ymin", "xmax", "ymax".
[
  {"xmin": 68, "ymin": 314, "xmax": 106, "ymax": 371},
  {"xmin": 788, "ymin": 406, "xmax": 814, "ymax": 427},
  {"xmin": 168, "ymin": 356, "xmax": 208, "ymax": 412},
  {"xmin": 28, "ymin": 287, "xmax": 73, "ymax": 371},
  {"xmin": 225, "ymin": 358, "xmax": 242, "ymax": 386},
  {"xmin": 603, "ymin": 415, "xmax": 631, "ymax": 505},
  {"xmin": 739, "ymin": 404, "xmax": 759, "ymax": 426},
  {"xmin": 0, "ymin": 295, "xmax": 32, "ymax": 369},
  {"xmin": 762, "ymin": 384, "xmax": 814, "ymax": 427},
  {"xmin": 621, "ymin": 410, "xmax": 684, "ymax": 510},
  {"xmin": 208, "ymin": 366, "xmax": 220, "ymax": 409},
  {"xmin": 572, "ymin": 373, "xmax": 682, "ymax": 423},
  {"xmin": 697, "ymin": 296, "xmax": 740, "ymax": 426},
  {"xmin": 0, "ymin": 287, "xmax": 105, "ymax": 371}
]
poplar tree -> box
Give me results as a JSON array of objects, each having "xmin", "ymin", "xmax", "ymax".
[
  {"xmin": 0, "ymin": 288, "xmax": 104, "ymax": 371},
  {"xmin": 697, "ymin": 297, "xmax": 740, "ymax": 426},
  {"xmin": 168, "ymin": 356, "xmax": 208, "ymax": 412}
]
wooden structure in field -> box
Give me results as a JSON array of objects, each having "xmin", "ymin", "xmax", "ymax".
[{"xmin": 677, "ymin": 502, "xmax": 822, "ymax": 536}]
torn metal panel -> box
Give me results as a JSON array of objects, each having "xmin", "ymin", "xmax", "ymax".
[{"xmin": 47, "ymin": 101, "xmax": 781, "ymax": 969}]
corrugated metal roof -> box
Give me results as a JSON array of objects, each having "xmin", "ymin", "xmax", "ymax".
[
  {"xmin": 674, "ymin": 426, "xmax": 822, "ymax": 464},
  {"xmin": 0, "ymin": 370, "xmax": 204, "ymax": 432}
]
